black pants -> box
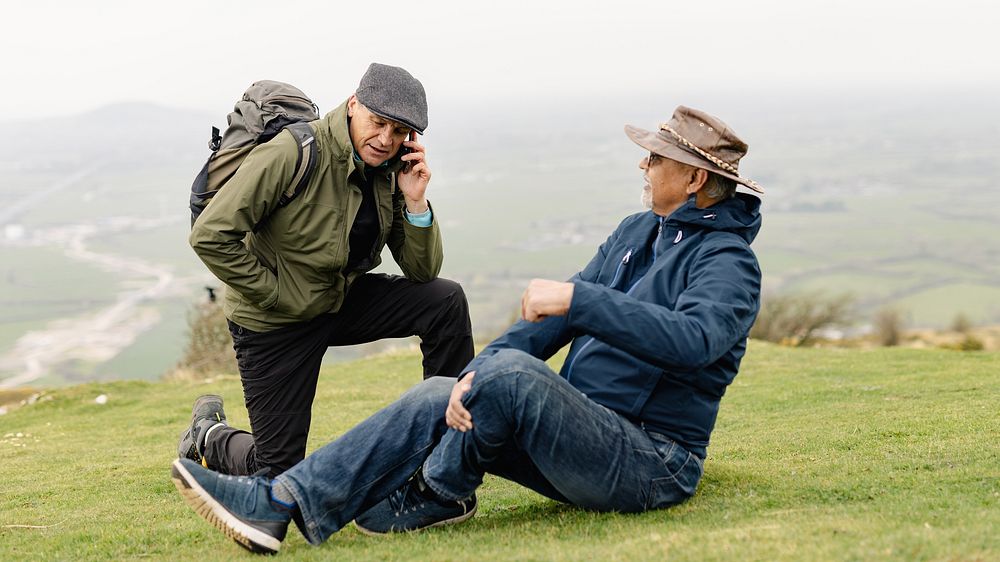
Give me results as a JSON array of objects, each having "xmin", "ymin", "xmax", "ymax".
[{"xmin": 204, "ymin": 274, "xmax": 474, "ymax": 478}]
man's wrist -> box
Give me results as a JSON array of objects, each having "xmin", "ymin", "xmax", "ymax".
[
  {"xmin": 404, "ymin": 198, "xmax": 429, "ymax": 214},
  {"xmin": 559, "ymin": 282, "xmax": 575, "ymax": 314},
  {"xmin": 404, "ymin": 205, "xmax": 433, "ymax": 227}
]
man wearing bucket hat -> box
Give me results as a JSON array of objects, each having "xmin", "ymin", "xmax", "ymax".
[
  {"xmin": 181, "ymin": 63, "xmax": 474, "ymax": 479},
  {"xmin": 170, "ymin": 106, "xmax": 763, "ymax": 554}
]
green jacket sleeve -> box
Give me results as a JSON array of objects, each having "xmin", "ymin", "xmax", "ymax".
[
  {"xmin": 387, "ymin": 190, "xmax": 444, "ymax": 283},
  {"xmin": 188, "ymin": 134, "xmax": 297, "ymax": 309}
]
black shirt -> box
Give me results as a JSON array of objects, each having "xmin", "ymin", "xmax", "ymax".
[{"xmin": 345, "ymin": 169, "xmax": 380, "ymax": 272}]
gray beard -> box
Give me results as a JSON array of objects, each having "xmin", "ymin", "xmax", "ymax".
[{"xmin": 641, "ymin": 184, "xmax": 652, "ymax": 209}]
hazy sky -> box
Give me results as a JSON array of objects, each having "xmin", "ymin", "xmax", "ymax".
[{"xmin": 2, "ymin": 0, "xmax": 997, "ymax": 121}]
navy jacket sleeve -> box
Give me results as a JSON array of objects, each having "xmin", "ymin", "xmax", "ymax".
[
  {"xmin": 460, "ymin": 227, "xmax": 619, "ymax": 376},
  {"xmin": 566, "ymin": 238, "xmax": 760, "ymax": 371}
]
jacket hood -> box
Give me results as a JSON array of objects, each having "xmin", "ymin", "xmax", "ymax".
[{"xmin": 666, "ymin": 192, "xmax": 762, "ymax": 245}]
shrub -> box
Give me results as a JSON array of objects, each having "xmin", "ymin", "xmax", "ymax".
[
  {"xmin": 751, "ymin": 291, "xmax": 855, "ymax": 346},
  {"xmin": 957, "ymin": 335, "xmax": 985, "ymax": 351},
  {"xmin": 167, "ymin": 288, "xmax": 236, "ymax": 380},
  {"xmin": 950, "ymin": 312, "xmax": 973, "ymax": 334},
  {"xmin": 873, "ymin": 306, "xmax": 906, "ymax": 347},
  {"xmin": 940, "ymin": 335, "xmax": 985, "ymax": 352}
]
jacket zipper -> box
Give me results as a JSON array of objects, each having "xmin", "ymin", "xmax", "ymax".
[
  {"xmin": 653, "ymin": 217, "xmax": 664, "ymax": 259},
  {"xmin": 619, "ymin": 218, "xmax": 663, "ymax": 293},
  {"xmin": 340, "ymin": 183, "xmax": 360, "ymax": 279},
  {"xmin": 366, "ymin": 175, "xmax": 386, "ymax": 267},
  {"xmin": 608, "ymin": 248, "xmax": 632, "ymax": 289},
  {"xmin": 566, "ymin": 247, "xmax": 632, "ymax": 383}
]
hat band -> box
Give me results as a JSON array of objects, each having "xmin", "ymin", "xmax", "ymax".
[{"xmin": 659, "ymin": 124, "xmax": 763, "ymax": 192}]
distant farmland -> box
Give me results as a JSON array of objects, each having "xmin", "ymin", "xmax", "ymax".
[{"xmin": 1, "ymin": 92, "xmax": 998, "ymax": 385}]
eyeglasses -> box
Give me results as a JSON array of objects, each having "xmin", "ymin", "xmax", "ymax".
[{"xmin": 647, "ymin": 152, "xmax": 664, "ymax": 165}]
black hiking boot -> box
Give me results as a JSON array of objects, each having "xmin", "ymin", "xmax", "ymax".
[{"xmin": 177, "ymin": 394, "xmax": 227, "ymax": 466}]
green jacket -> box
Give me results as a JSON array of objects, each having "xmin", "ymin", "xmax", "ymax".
[{"xmin": 190, "ymin": 100, "xmax": 444, "ymax": 332}]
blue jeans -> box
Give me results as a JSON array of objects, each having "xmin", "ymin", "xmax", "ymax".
[{"xmin": 277, "ymin": 349, "xmax": 703, "ymax": 545}]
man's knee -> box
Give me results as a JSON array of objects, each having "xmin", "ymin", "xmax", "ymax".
[
  {"xmin": 464, "ymin": 350, "xmax": 562, "ymax": 431},
  {"xmin": 472, "ymin": 349, "xmax": 554, "ymax": 395},
  {"xmin": 427, "ymin": 277, "xmax": 464, "ymax": 296},
  {"xmin": 425, "ymin": 278, "xmax": 469, "ymax": 314},
  {"xmin": 479, "ymin": 349, "xmax": 547, "ymax": 376},
  {"xmin": 399, "ymin": 376, "xmax": 453, "ymax": 408}
]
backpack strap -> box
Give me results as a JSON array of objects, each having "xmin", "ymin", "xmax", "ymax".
[{"xmin": 279, "ymin": 122, "xmax": 318, "ymax": 208}]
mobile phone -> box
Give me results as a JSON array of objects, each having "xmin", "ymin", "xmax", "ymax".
[{"xmin": 400, "ymin": 131, "xmax": 415, "ymax": 172}]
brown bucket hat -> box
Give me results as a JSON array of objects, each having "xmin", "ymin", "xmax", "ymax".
[{"xmin": 625, "ymin": 106, "xmax": 763, "ymax": 193}]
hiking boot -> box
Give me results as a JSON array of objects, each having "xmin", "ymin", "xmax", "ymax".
[
  {"xmin": 177, "ymin": 394, "xmax": 228, "ymax": 465},
  {"xmin": 354, "ymin": 469, "xmax": 477, "ymax": 534},
  {"xmin": 170, "ymin": 458, "xmax": 290, "ymax": 555}
]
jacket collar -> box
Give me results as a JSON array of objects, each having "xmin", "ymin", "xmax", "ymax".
[{"xmin": 664, "ymin": 193, "xmax": 762, "ymax": 244}]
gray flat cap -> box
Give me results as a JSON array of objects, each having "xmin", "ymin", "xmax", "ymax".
[{"xmin": 355, "ymin": 63, "xmax": 428, "ymax": 134}]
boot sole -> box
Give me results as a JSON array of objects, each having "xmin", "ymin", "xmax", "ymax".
[
  {"xmin": 354, "ymin": 502, "xmax": 478, "ymax": 536},
  {"xmin": 171, "ymin": 459, "xmax": 281, "ymax": 555}
]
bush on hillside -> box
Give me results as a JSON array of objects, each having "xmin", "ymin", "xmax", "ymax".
[
  {"xmin": 873, "ymin": 306, "xmax": 906, "ymax": 347},
  {"xmin": 167, "ymin": 288, "xmax": 236, "ymax": 381},
  {"xmin": 939, "ymin": 335, "xmax": 985, "ymax": 352},
  {"xmin": 950, "ymin": 312, "xmax": 974, "ymax": 334},
  {"xmin": 750, "ymin": 291, "xmax": 855, "ymax": 346}
]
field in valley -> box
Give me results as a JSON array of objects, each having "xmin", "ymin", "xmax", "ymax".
[{"xmin": 1, "ymin": 91, "xmax": 998, "ymax": 386}]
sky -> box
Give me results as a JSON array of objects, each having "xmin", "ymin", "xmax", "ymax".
[{"xmin": 1, "ymin": 0, "xmax": 998, "ymax": 121}]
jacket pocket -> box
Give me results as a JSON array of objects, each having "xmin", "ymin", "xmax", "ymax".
[
  {"xmin": 627, "ymin": 362, "xmax": 662, "ymax": 416},
  {"xmin": 644, "ymin": 437, "xmax": 703, "ymax": 510},
  {"xmin": 267, "ymin": 253, "xmax": 295, "ymax": 315}
]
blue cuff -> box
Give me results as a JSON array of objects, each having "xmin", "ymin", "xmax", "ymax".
[{"xmin": 404, "ymin": 208, "xmax": 433, "ymax": 227}]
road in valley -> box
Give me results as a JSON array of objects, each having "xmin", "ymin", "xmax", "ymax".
[{"xmin": 0, "ymin": 213, "xmax": 195, "ymax": 389}]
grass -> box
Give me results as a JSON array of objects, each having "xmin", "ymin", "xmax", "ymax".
[{"xmin": 1, "ymin": 343, "xmax": 997, "ymax": 561}]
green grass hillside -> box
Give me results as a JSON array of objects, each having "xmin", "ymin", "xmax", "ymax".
[{"xmin": 1, "ymin": 344, "xmax": 997, "ymax": 561}]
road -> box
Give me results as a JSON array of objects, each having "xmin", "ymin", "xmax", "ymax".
[{"xmin": 0, "ymin": 215, "xmax": 190, "ymax": 389}]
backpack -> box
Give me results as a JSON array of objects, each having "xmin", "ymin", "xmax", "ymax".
[{"xmin": 189, "ymin": 80, "xmax": 321, "ymax": 229}]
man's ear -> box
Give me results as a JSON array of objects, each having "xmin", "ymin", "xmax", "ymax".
[
  {"xmin": 347, "ymin": 94, "xmax": 358, "ymax": 117},
  {"xmin": 687, "ymin": 168, "xmax": 709, "ymax": 194}
]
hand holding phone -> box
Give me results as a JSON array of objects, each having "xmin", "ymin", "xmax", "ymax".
[{"xmin": 397, "ymin": 131, "xmax": 430, "ymax": 213}]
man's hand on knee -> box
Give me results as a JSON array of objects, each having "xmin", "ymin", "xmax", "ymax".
[{"xmin": 445, "ymin": 372, "xmax": 475, "ymax": 432}]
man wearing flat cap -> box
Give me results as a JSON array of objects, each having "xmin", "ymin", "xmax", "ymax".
[
  {"xmin": 170, "ymin": 106, "xmax": 763, "ymax": 554},
  {"xmin": 182, "ymin": 63, "xmax": 474, "ymax": 479}
]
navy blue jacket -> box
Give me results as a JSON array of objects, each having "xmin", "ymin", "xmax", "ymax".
[{"xmin": 464, "ymin": 193, "xmax": 762, "ymax": 458}]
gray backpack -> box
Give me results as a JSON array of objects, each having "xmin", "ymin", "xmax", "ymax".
[{"xmin": 189, "ymin": 81, "xmax": 320, "ymax": 228}]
